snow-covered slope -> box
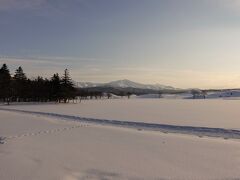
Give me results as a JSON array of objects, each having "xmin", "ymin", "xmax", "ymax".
[
  {"xmin": 77, "ymin": 79, "xmax": 175, "ymax": 90},
  {"xmin": 76, "ymin": 82, "xmax": 102, "ymax": 88},
  {"xmin": 206, "ymin": 90, "xmax": 240, "ymax": 99},
  {"xmin": 106, "ymin": 79, "xmax": 142, "ymax": 88}
]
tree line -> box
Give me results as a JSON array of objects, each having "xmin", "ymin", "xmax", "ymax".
[{"xmin": 0, "ymin": 64, "xmax": 76, "ymax": 104}]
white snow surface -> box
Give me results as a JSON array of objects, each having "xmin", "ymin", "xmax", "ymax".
[
  {"xmin": 4, "ymin": 99, "xmax": 240, "ymax": 129},
  {"xmin": 0, "ymin": 109, "xmax": 240, "ymax": 179}
]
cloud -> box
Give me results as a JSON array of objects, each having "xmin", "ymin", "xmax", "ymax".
[
  {"xmin": 0, "ymin": 0, "xmax": 48, "ymax": 10},
  {"xmin": 1, "ymin": 55, "xmax": 239, "ymax": 89},
  {"xmin": 0, "ymin": 55, "xmax": 107, "ymax": 79},
  {"xmin": 0, "ymin": 0, "xmax": 88, "ymax": 12},
  {"xmin": 0, "ymin": 55, "xmax": 101, "ymax": 64},
  {"xmin": 211, "ymin": 0, "xmax": 240, "ymax": 12}
]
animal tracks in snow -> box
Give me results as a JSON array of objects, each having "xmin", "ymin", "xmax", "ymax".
[
  {"xmin": 1, "ymin": 124, "xmax": 88, "ymax": 144},
  {"xmin": 1, "ymin": 108, "xmax": 240, "ymax": 140}
]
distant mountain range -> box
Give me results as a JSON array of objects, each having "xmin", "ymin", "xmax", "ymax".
[
  {"xmin": 76, "ymin": 79, "xmax": 176, "ymax": 90},
  {"xmin": 75, "ymin": 80, "xmax": 240, "ymax": 96}
]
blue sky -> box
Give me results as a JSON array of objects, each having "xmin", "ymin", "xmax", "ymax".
[{"xmin": 1, "ymin": 0, "xmax": 240, "ymax": 88}]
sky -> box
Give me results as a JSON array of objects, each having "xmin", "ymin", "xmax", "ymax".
[{"xmin": 0, "ymin": 0, "xmax": 240, "ymax": 88}]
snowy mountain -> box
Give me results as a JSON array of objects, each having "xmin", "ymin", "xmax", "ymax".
[
  {"xmin": 76, "ymin": 82, "xmax": 102, "ymax": 88},
  {"xmin": 106, "ymin": 79, "xmax": 146, "ymax": 88},
  {"xmin": 105, "ymin": 79, "xmax": 175, "ymax": 90},
  {"xmin": 77, "ymin": 79, "xmax": 175, "ymax": 90}
]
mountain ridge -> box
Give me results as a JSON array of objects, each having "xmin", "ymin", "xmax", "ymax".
[{"xmin": 76, "ymin": 79, "xmax": 176, "ymax": 90}]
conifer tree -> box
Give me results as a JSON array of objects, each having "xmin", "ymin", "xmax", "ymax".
[
  {"xmin": 13, "ymin": 66, "xmax": 27, "ymax": 101},
  {"xmin": 14, "ymin": 66, "xmax": 27, "ymax": 81},
  {"xmin": 0, "ymin": 64, "xmax": 77, "ymax": 104},
  {"xmin": 61, "ymin": 69, "xmax": 75, "ymax": 103},
  {"xmin": 50, "ymin": 73, "xmax": 61, "ymax": 102},
  {"xmin": 0, "ymin": 64, "xmax": 11, "ymax": 104}
]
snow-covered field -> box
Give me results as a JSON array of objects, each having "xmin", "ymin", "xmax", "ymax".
[
  {"xmin": 1, "ymin": 99, "xmax": 240, "ymax": 179},
  {"xmin": 135, "ymin": 90, "xmax": 240, "ymax": 100},
  {"xmin": 4, "ymin": 99, "xmax": 240, "ymax": 129}
]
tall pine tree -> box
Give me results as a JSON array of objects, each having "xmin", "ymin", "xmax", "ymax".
[
  {"xmin": 0, "ymin": 64, "xmax": 11, "ymax": 104},
  {"xmin": 61, "ymin": 69, "xmax": 75, "ymax": 103},
  {"xmin": 0, "ymin": 64, "xmax": 78, "ymax": 104},
  {"xmin": 13, "ymin": 66, "xmax": 27, "ymax": 101},
  {"xmin": 50, "ymin": 73, "xmax": 61, "ymax": 102}
]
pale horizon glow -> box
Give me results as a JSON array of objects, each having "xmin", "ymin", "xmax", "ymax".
[{"xmin": 1, "ymin": 0, "xmax": 240, "ymax": 89}]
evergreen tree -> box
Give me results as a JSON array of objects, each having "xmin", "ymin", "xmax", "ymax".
[
  {"xmin": 50, "ymin": 73, "xmax": 61, "ymax": 102},
  {"xmin": 0, "ymin": 64, "xmax": 78, "ymax": 104},
  {"xmin": 0, "ymin": 64, "xmax": 11, "ymax": 104},
  {"xmin": 14, "ymin": 66, "xmax": 27, "ymax": 81},
  {"xmin": 35, "ymin": 76, "xmax": 47, "ymax": 101},
  {"xmin": 61, "ymin": 69, "xmax": 75, "ymax": 103},
  {"xmin": 13, "ymin": 66, "xmax": 27, "ymax": 101}
]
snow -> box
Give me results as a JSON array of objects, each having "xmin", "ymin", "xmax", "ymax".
[
  {"xmin": 77, "ymin": 79, "xmax": 175, "ymax": 90},
  {"xmin": 136, "ymin": 94, "xmax": 162, "ymax": 98},
  {"xmin": 4, "ymin": 99, "xmax": 240, "ymax": 129},
  {"xmin": 0, "ymin": 109, "xmax": 240, "ymax": 179},
  {"xmin": 1, "ymin": 99, "xmax": 240, "ymax": 179},
  {"xmin": 206, "ymin": 90, "xmax": 240, "ymax": 99},
  {"xmin": 76, "ymin": 82, "xmax": 102, "ymax": 88},
  {"xmin": 1, "ymin": 107, "xmax": 240, "ymax": 139},
  {"xmin": 134, "ymin": 90, "xmax": 240, "ymax": 99}
]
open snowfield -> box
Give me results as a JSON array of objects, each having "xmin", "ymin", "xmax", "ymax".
[
  {"xmin": 3, "ymin": 99, "xmax": 240, "ymax": 129},
  {"xmin": 1, "ymin": 99, "xmax": 240, "ymax": 179}
]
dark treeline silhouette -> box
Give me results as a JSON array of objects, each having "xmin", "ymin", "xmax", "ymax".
[
  {"xmin": 76, "ymin": 89, "xmax": 134, "ymax": 100},
  {"xmin": 76, "ymin": 90, "xmax": 104, "ymax": 101},
  {"xmin": 0, "ymin": 64, "xmax": 76, "ymax": 104}
]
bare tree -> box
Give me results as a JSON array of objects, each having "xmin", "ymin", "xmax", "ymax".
[{"xmin": 191, "ymin": 89, "xmax": 201, "ymax": 99}]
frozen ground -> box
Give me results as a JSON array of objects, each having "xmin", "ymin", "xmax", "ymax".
[
  {"xmin": 1, "ymin": 107, "xmax": 240, "ymax": 139},
  {"xmin": 3, "ymin": 99, "xmax": 240, "ymax": 129},
  {"xmin": 1, "ymin": 99, "xmax": 240, "ymax": 179},
  {"xmin": 136, "ymin": 90, "xmax": 240, "ymax": 99},
  {"xmin": 0, "ymin": 110, "xmax": 240, "ymax": 179}
]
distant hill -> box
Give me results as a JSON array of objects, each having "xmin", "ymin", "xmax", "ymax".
[
  {"xmin": 75, "ymin": 80, "xmax": 240, "ymax": 98},
  {"xmin": 75, "ymin": 79, "xmax": 183, "ymax": 96},
  {"xmin": 76, "ymin": 79, "xmax": 176, "ymax": 90}
]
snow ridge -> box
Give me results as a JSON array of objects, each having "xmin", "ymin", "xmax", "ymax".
[{"xmin": 1, "ymin": 108, "xmax": 240, "ymax": 140}]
